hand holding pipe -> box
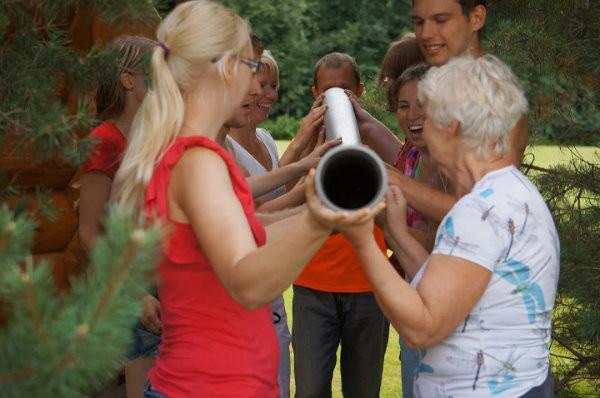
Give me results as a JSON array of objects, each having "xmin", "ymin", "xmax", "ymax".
[{"xmin": 315, "ymin": 88, "xmax": 388, "ymax": 211}]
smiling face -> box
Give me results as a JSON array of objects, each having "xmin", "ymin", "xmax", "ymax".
[
  {"xmin": 250, "ymin": 67, "xmax": 279, "ymax": 125},
  {"xmin": 421, "ymin": 100, "xmax": 458, "ymax": 172},
  {"xmin": 396, "ymin": 79, "xmax": 426, "ymax": 149},
  {"xmin": 225, "ymin": 48, "xmax": 263, "ymax": 128},
  {"xmin": 412, "ymin": 0, "xmax": 483, "ymax": 66}
]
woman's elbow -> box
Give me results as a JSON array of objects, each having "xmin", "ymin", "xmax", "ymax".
[
  {"xmin": 394, "ymin": 322, "xmax": 440, "ymax": 350},
  {"xmin": 401, "ymin": 329, "xmax": 432, "ymax": 350},
  {"xmin": 228, "ymin": 286, "xmax": 267, "ymax": 311}
]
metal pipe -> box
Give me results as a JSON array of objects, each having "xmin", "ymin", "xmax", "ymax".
[{"xmin": 315, "ymin": 88, "xmax": 387, "ymax": 211}]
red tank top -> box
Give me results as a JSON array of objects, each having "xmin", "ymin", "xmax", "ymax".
[{"xmin": 145, "ymin": 136, "xmax": 279, "ymax": 398}]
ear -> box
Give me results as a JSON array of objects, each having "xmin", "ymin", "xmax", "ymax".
[
  {"xmin": 469, "ymin": 5, "xmax": 487, "ymax": 33},
  {"xmin": 311, "ymin": 86, "xmax": 319, "ymax": 99},
  {"xmin": 446, "ymin": 119, "xmax": 461, "ymax": 138},
  {"xmin": 222, "ymin": 55, "xmax": 236, "ymax": 84},
  {"xmin": 119, "ymin": 72, "xmax": 134, "ymax": 91},
  {"xmin": 356, "ymin": 83, "xmax": 365, "ymax": 98}
]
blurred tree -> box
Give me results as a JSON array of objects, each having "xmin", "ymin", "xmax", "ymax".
[
  {"xmin": 1, "ymin": 1, "xmax": 162, "ymax": 396},
  {"xmin": 221, "ymin": 0, "xmax": 412, "ymax": 117}
]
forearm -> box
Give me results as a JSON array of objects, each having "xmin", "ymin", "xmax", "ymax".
[
  {"xmin": 360, "ymin": 120, "xmax": 402, "ymax": 164},
  {"xmin": 257, "ymin": 204, "xmax": 305, "ymax": 226},
  {"xmin": 388, "ymin": 170, "xmax": 456, "ymax": 223},
  {"xmin": 78, "ymin": 224, "xmax": 97, "ymax": 254},
  {"xmin": 257, "ymin": 187, "xmax": 305, "ymax": 213},
  {"xmin": 279, "ymin": 138, "xmax": 306, "ymax": 166},
  {"xmin": 384, "ymin": 226, "xmax": 429, "ymax": 280},
  {"xmin": 79, "ymin": 172, "xmax": 112, "ymax": 254},
  {"xmin": 351, "ymin": 239, "xmax": 435, "ymax": 348},
  {"xmin": 232, "ymin": 210, "xmax": 331, "ymax": 308},
  {"xmin": 247, "ymin": 163, "xmax": 304, "ymax": 197}
]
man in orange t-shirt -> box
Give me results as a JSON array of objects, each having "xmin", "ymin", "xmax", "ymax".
[{"xmin": 292, "ymin": 52, "xmax": 389, "ymax": 398}]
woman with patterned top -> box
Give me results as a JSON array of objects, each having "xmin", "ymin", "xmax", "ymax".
[{"xmin": 345, "ymin": 55, "xmax": 558, "ymax": 397}]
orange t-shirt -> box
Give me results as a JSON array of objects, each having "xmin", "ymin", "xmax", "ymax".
[{"xmin": 294, "ymin": 227, "xmax": 387, "ymax": 293}]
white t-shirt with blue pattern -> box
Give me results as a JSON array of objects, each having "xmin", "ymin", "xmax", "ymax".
[{"xmin": 410, "ymin": 166, "xmax": 560, "ymax": 397}]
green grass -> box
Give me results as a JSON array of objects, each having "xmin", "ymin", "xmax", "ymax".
[
  {"xmin": 276, "ymin": 141, "xmax": 598, "ymax": 169},
  {"xmin": 523, "ymin": 146, "xmax": 598, "ymax": 168},
  {"xmin": 276, "ymin": 143, "xmax": 598, "ymax": 397}
]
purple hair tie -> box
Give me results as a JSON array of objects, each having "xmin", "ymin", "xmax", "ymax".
[{"xmin": 158, "ymin": 42, "xmax": 170, "ymax": 58}]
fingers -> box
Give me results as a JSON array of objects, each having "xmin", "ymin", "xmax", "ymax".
[
  {"xmin": 307, "ymin": 106, "xmax": 327, "ymax": 129},
  {"xmin": 304, "ymin": 168, "xmax": 317, "ymax": 201},
  {"xmin": 387, "ymin": 185, "xmax": 406, "ymax": 204},
  {"xmin": 148, "ymin": 313, "xmax": 163, "ymax": 334},
  {"xmin": 315, "ymin": 125, "xmax": 326, "ymax": 146},
  {"xmin": 142, "ymin": 310, "xmax": 162, "ymax": 334},
  {"xmin": 297, "ymin": 106, "xmax": 327, "ymax": 143},
  {"xmin": 344, "ymin": 89, "xmax": 361, "ymax": 111},
  {"xmin": 311, "ymin": 94, "xmax": 324, "ymax": 110},
  {"xmin": 313, "ymin": 136, "xmax": 341, "ymax": 156},
  {"xmin": 345, "ymin": 201, "xmax": 386, "ymax": 224}
]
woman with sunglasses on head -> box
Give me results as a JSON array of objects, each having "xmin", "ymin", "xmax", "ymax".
[{"xmin": 111, "ymin": 2, "xmax": 383, "ymax": 397}]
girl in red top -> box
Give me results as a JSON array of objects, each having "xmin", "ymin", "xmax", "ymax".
[
  {"xmin": 110, "ymin": 1, "xmax": 384, "ymax": 397},
  {"xmin": 78, "ymin": 35, "xmax": 160, "ymax": 398}
]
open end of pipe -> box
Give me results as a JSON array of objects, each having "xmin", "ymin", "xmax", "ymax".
[{"xmin": 318, "ymin": 147, "xmax": 385, "ymax": 210}]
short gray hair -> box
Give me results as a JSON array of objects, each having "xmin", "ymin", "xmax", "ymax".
[{"xmin": 418, "ymin": 55, "xmax": 528, "ymax": 159}]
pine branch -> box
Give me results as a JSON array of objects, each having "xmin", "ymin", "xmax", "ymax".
[{"xmin": 21, "ymin": 258, "xmax": 51, "ymax": 346}]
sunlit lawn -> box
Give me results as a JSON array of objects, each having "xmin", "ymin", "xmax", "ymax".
[
  {"xmin": 275, "ymin": 142, "xmax": 598, "ymax": 397},
  {"xmin": 276, "ymin": 141, "xmax": 598, "ymax": 170}
]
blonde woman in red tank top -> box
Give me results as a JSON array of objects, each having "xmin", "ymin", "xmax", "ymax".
[{"xmin": 110, "ymin": 2, "xmax": 384, "ymax": 397}]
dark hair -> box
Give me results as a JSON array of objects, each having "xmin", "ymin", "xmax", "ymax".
[
  {"xmin": 95, "ymin": 35, "xmax": 156, "ymax": 120},
  {"xmin": 313, "ymin": 52, "xmax": 361, "ymax": 88},
  {"xmin": 388, "ymin": 63, "xmax": 431, "ymax": 112},
  {"xmin": 378, "ymin": 33, "xmax": 426, "ymax": 110},
  {"xmin": 251, "ymin": 32, "xmax": 264, "ymax": 58},
  {"xmin": 412, "ymin": 0, "xmax": 486, "ymax": 15},
  {"xmin": 457, "ymin": 0, "xmax": 487, "ymax": 14}
]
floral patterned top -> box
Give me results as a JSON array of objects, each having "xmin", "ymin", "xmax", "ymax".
[{"xmin": 411, "ymin": 166, "xmax": 560, "ymax": 397}]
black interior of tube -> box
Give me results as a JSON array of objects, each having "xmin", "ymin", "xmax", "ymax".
[{"xmin": 321, "ymin": 150, "xmax": 382, "ymax": 210}]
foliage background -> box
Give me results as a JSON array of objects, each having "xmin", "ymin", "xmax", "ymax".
[{"xmin": 0, "ymin": 0, "xmax": 598, "ymax": 396}]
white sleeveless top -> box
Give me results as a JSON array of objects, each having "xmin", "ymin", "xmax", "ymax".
[{"xmin": 226, "ymin": 128, "xmax": 286, "ymax": 203}]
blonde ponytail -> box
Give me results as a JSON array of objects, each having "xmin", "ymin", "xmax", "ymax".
[{"xmin": 111, "ymin": 0, "xmax": 251, "ymax": 216}]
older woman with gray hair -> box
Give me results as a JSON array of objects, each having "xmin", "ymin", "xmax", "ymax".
[{"xmin": 344, "ymin": 55, "xmax": 558, "ymax": 397}]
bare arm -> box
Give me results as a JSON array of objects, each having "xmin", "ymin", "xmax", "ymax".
[
  {"xmin": 170, "ymin": 150, "xmax": 382, "ymax": 310},
  {"xmin": 247, "ymin": 138, "xmax": 340, "ymax": 198},
  {"xmin": 262, "ymin": 204, "xmax": 309, "ymax": 242},
  {"xmin": 78, "ymin": 171, "xmax": 112, "ymax": 253},
  {"xmin": 256, "ymin": 203, "xmax": 306, "ymax": 226},
  {"xmin": 81, "ymin": 170, "xmax": 163, "ymax": 333},
  {"xmin": 256, "ymin": 181, "xmax": 306, "ymax": 213},
  {"xmin": 386, "ymin": 164, "xmax": 456, "ymax": 223},
  {"xmin": 346, "ymin": 91, "xmax": 403, "ymax": 164},
  {"xmin": 347, "ymin": 234, "xmax": 491, "ymax": 349},
  {"xmin": 280, "ymin": 95, "xmax": 326, "ymax": 167},
  {"xmin": 382, "ymin": 186, "xmax": 430, "ymax": 279},
  {"xmin": 346, "ymin": 186, "xmax": 492, "ymax": 348}
]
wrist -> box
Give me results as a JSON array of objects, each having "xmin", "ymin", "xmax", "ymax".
[
  {"xmin": 291, "ymin": 160, "xmax": 306, "ymax": 177},
  {"xmin": 392, "ymin": 225, "xmax": 417, "ymax": 248},
  {"xmin": 348, "ymin": 234, "xmax": 378, "ymax": 253},
  {"xmin": 304, "ymin": 208, "xmax": 334, "ymax": 235}
]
